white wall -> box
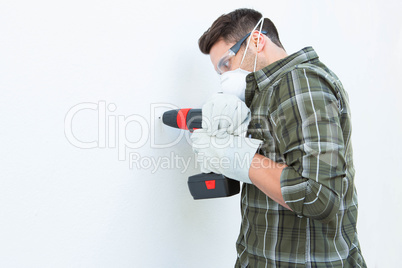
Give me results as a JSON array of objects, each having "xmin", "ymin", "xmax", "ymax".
[{"xmin": 0, "ymin": 0, "xmax": 401, "ymax": 267}]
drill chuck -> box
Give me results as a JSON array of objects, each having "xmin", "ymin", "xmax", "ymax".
[{"xmin": 162, "ymin": 109, "xmax": 202, "ymax": 131}]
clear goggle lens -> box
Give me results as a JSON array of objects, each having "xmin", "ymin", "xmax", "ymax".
[{"xmin": 217, "ymin": 50, "xmax": 235, "ymax": 75}]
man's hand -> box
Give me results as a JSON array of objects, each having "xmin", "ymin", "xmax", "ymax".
[
  {"xmin": 193, "ymin": 93, "xmax": 261, "ymax": 183},
  {"xmin": 202, "ymin": 93, "xmax": 250, "ymax": 137},
  {"xmin": 191, "ymin": 129, "xmax": 262, "ymax": 184}
]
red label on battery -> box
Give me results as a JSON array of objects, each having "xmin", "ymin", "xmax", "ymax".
[{"xmin": 205, "ymin": 180, "xmax": 216, "ymax": 190}]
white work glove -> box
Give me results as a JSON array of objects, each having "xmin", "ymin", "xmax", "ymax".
[
  {"xmin": 192, "ymin": 93, "xmax": 262, "ymax": 183},
  {"xmin": 202, "ymin": 93, "xmax": 250, "ymax": 137},
  {"xmin": 191, "ymin": 129, "xmax": 263, "ymax": 184}
]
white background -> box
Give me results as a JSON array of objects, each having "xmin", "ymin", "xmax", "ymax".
[{"xmin": 1, "ymin": 0, "xmax": 401, "ymax": 267}]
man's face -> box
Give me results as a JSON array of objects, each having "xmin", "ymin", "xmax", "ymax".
[{"xmin": 209, "ymin": 39, "xmax": 255, "ymax": 75}]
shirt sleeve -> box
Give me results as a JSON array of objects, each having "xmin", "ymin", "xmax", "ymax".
[{"xmin": 272, "ymin": 67, "xmax": 346, "ymax": 223}]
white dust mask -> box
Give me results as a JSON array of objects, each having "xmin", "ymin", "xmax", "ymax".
[{"xmin": 219, "ymin": 69, "xmax": 250, "ymax": 101}]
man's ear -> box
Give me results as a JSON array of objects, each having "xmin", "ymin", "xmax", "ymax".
[{"xmin": 251, "ymin": 31, "xmax": 266, "ymax": 53}]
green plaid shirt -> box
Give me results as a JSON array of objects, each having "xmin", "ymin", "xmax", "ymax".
[{"xmin": 236, "ymin": 47, "xmax": 366, "ymax": 267}]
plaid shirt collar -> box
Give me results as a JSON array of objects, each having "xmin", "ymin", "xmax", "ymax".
[{"xmin": 245, "ymin": 46, "xmax": 319, "ymax": 107}]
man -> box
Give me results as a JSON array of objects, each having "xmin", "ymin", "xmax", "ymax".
[{"xmin": 191, "ymin": 8, "xmax": 366, "ymax": 267}]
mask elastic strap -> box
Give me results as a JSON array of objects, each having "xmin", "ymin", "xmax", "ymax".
[
  {"xmin": 240, "ymin": 16, "xmax": 264, "ymax": 67},
  {"xmin": 254, "ymin": 18, "xmax": 264, "ymax": 72}
]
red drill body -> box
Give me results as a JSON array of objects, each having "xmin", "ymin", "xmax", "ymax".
[{"xmin": 162, "ymin": 109, "xmax": 202, "ymax": 132}]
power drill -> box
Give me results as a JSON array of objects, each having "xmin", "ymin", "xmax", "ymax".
[{"xmin": 162, "ymin": 108, "xmax": 240, "ymax": 200}]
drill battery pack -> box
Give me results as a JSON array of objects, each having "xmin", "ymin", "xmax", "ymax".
[{"xmin": 187, "ymin": 173, "xmax": 240, "ymax": 200}]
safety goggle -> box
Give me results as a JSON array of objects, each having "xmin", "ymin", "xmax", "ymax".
[{"xmin": 216, "ymin": 30, "xmax": 267, "ymax": 75}]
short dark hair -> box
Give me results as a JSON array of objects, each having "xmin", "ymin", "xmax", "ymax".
[{"xmin": 198, "ymin": 8, "xmax": 284, "ymax": 55}]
